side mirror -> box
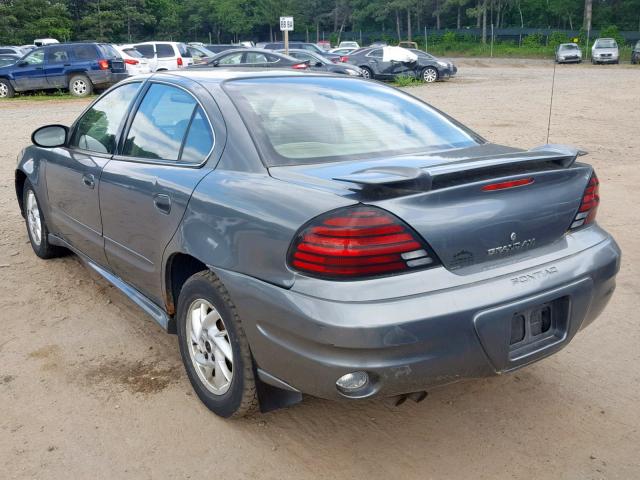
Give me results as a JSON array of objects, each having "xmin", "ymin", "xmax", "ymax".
[
  {"xmin": 211, "ymin": 59, "xmax": 220, "ymax": 67},
  {"xmin": 32, "ymin": 125, "xmax": 68, "ymax": 148},
  {"xmin": 17, "ymin": 60, "xmax": 28, "ymax": 67}
]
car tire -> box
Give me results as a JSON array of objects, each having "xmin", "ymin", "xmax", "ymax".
[
  {"xmin": 22, "ymin": 180, "xmax": 65, "ymax": 259},
  {"xmin": 0, "ymin": 78, "xmax": 14, "ymax": 98},
  {"xmin": 177, "ymin": 270, "xmax": 258, "ymax": 418},
  {"xmin": 68, "ymin": 74, "xmax": 93, "ymax": 97},
  {"xmin": 422, "ymin": 67, "xmax": 438, "ymax": 83},
  {"xmin": 360, "ymin": 67, "xmax": 373, "ymax": 79}
]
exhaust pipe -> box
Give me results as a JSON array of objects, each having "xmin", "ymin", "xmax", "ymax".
[{"xmin": 386, "ymin": 391, "xmax": 428, "ymax": 407}]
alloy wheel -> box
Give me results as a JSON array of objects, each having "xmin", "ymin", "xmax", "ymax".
[
  {"xmin": 423, "ymin": 68, "xmax": 438, "ymax": 83},
  {"xmin": 186, "ymin": 299, "xmax": 233, "ymax": 395},
  {"xmin": 26, "ymin": 190, "xmax": 42, "ymax": 246}
]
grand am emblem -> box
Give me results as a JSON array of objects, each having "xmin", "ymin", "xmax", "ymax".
[{"xmin": 487, "ymin": 232, "xmax": 535, "ymax": 256}]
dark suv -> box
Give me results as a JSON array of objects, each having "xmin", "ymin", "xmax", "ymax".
[
  {"xmin": 0, "ymin": 42, "xmax": 127, "ymax": 98},
  {"xmin": 632, "ymin": 40, "xmax": 640, "ymax": 64}
]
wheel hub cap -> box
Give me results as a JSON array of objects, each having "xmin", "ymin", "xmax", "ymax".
[
  {"xmin": 0, "ymin": 83, "xmax": 7, "ymax": 97},
  {"xmin": 73, "ymin": 81, "xmax": 87, "ymax": 95},
  {"xmin": 26, "ymin": 191, "xmax": 42, "ymax": 246},
  {"xmin": 186, "ymin": 299, "xmax": 233, "ymax": 395}
]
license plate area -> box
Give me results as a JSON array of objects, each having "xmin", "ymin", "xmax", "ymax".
[{"xmin": 508, "ymin": 296, "xmax": 570, "ymax": 361}]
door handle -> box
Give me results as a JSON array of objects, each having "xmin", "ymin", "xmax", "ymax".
[
  {"xmin": 82, "ymin": 173, "xmax": 95, "ymax": 189},
  {"xmin": 153, "ymin": 194, "xmax": 171, "ymax": 214}
]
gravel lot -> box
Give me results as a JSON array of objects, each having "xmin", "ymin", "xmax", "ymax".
[{"xmin": 1, "ymin": 60, "xmax": 639, "ymax": 479}]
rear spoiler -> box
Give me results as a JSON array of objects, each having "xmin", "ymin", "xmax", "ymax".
[{"xmin": 332, "ymin": 144, "xmax": 586, "ymax": 193}]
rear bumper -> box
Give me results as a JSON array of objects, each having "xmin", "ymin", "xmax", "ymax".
[
  {"xmin": 87, "ymin": 71, "xmax": 129, "ymax": 87},
  {"xmin": 216, "ymin": 227, "xmax": 620, "ymax": 401}
]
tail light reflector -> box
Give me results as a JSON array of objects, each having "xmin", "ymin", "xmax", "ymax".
[
  {"xmin": 98, "ymin": 59, "xmax": 109, "ymax": 70},
  {"xmin": 569, "ymin": 172, "xmax": 599, "ymax": 230},
  {"xmin": 288, "ymin": 206, "xmax": 437, "ymax": 279},
  {"xmin": 177, "ymin": 57, "xmax": 184, "ymax": 67},
  {"xmin": 124, "ymin": 58, "xmax": 139, "ymax": 65},
  {"xmin": 291, "ymin": 62, "xmax": 308, "ymax": 70},
  {"xmin": 340, "ymin": 56, "xmax": 349, "ymax": 62},
  {"xmin": 482, "ymin": 177, "xmax": 534, "ymax": 191}
]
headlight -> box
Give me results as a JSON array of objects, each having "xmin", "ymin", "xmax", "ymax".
[
  {"xmin": 346, "ymin": 69, "xmax": 360, "ymax": 76},
  {"xmin": 437, "ymin": 61, "xmax": 447, "ymax": 67}
]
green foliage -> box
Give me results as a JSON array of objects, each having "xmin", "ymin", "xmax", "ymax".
[
  {"xmin": 548, "ymin": 31, "xmax": 568, "ymax": 48},
  {"xmin": 522, "ymin": 32, "xmax": 544, "ymax": 47},
  {"xmin": 392, "ymin": 75, "xmax": 421, "ymax": 87},
  {"xmin": 599, "ymin": 25, "xmax": 625, "ymax": 46}
]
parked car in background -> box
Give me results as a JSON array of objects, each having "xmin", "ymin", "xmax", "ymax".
[
  {"xmin": 591, "ymin": 38, "xmax": 619, "ymax": 64},
  {"xmin": 0, "ymin": 42, "xmax": 127, "ymax": 98},
  {"xmin": 190, "ymin": 48, "xmax": 308, "ymax": 70},
  {"xmin": 133, "ymin": 41, "xmax": 193, "ymax": 71},
  {"xmin": 21, "ymin": 45, "xmax": 36, "ymax": 52},
  {"xmin": 261, "ymin": 42, "xmax": 340, "ymax": 62},
  {"xmin": 338, "ymin": 41, "xmax": 360, "ymax": 49},
  {"xmin": 17, "ymin": 69, "xmax": 620, "ymax": 418},
  {"xmin": 33, "ymin": 38, "xmax": 59, "ymax": 47},
  {"xmin": 187, "ymin": 44, "xmax": 216, "ymax": 64},
  {"xmin": 204, "ymin": 44, "xmax": 245, "ymax": 54},
  {"xmin": 0, "ymin": 46, "xmax": 28, "ymax": 56},
  {"xmin": 632, "ymin": 40, "xmax": 640, "ymax": 64},
  {"xmin": 113, "ymin": 44, "xmax": 152, "ymax": 75},
  {"xmin": 369, "ymin": 41, "xmax": 388, "ymax": 47},
  {"xmin": 277, "ymin": 49, "xmax": 362, "ymax": 75},
  {"xmin": 0, "ymin": 54, "xmax": 21, "ymax": 68},
  {"xmin": 398, "ymin": 41, "xmax": 418, "ymax": 49},
  {"xmin": 344, "ymin": 47, "xmax": 456, "ymax": 82},
  {"xmin": 555, "ymin": 43, "xmax": 582, "ymax": 63},
  {"xmin": 330, "ymin": 47, "xmax": 358, "ymax": 55},
  {"xmin": 317, "ymin": 40, "xmax": 331, "ymax": 50}
]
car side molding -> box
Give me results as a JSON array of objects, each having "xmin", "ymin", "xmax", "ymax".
[{"xmin": 48, "ymin": 234, "xmax": 171, "ymax": 331}]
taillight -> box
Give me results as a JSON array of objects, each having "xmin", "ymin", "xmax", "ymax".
[
  {"xmin": 177, "ymin": 57, "xmax": 183, "ymax": 67},
  {"xmin": 124, "ymin": 58, "xmax": 139, "ymax": 65},
  {"xmin": 291, "ymin": 62, "xmax": 308, "ymax": 70},
  {"xmin": 288, "ymin": 206, "xmax": 438, "ymax": 280},
  {"xmin": 98, "ymin": 59, "xmax": 109, "ymax": 70},
  {"xmin": 569, "ymin": 172, "xmax": 599, "ymax": 230},
  {"xmin": 340, "ymin": 56, "xmax": 349, "ymax": 63}
]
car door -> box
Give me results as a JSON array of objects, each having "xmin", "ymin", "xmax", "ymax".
[
  {"xmin": 99, "ymin": 80, "xmax": 216, "ymax": 304},
  {"xmin": 365, "ymin": 48, "xmax": 393, "ymax": 78},
  {"xmin": 45, "ymin": 81, "xmax": 143, "ymax": 265},
  {"xmin": 155, "ymin": 43, "xmax": 176, "ymax": 70},
  {"xmin": 12, "ymin": 48, "xmax": 48, "ymax": 90},
  {"xmin": 44, "ymin": 44, "xmax": 72, "ymax": 88}
]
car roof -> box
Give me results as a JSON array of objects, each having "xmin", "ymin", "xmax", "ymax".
[{"xmin": 146, "ymin": 69, "xmax": 338, "ymax": 85}]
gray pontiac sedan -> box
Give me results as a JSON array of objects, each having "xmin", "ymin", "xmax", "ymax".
[{"xmin": 15, "ymin": 70, "xmax": 620, "ymax": 417}]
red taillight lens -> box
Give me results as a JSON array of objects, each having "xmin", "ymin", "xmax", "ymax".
[
  {"xmin": 288, "ymin": 206, "xmax": 437, "ymax": 279},
  {"xmin": 177, "ymin": 57, "xmax": 183, "ymax": 67},
  {"xmin": 569, "ymin": 172, "xmax": 599, "ymax": 230},
  {"xmin": 98, "ymin": 59, "xmax": 109, "ymax": 70},
  {"xmin": 291, "ymin": 62, "xmax": 308, "ymax": 70},
  {"xmin": 482, "ymin": 177, "xmax": 534, "ymax": 191},
  {"xmin": 340, "ymin": 56, "xmax": 349, "ymax": 63},
  {"xmin": 124, "ymin": 58, "xmax": 139, "ymax": 65}
]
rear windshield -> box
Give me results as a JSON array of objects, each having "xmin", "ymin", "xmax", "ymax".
[
  {"xmin": 178, "ymin": 43, "xmax": 191, "ymax": 57},
  {"xmin": 123, "ymin": 48, "xmax": 143, "ymax": 58},
  {"xmin": 224, "ymin": 77, "xmax": 479, "ymax": 166}
]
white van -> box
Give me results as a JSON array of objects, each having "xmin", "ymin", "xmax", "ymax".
[
  {"xmin": 34, "ymin": 38, "xmax": 59, "ymax": 47},
  {"xmin": 132, "ymin": 41, "xmax": 193, "ymax": 71}
]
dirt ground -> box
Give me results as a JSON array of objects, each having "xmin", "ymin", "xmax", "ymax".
[{"xmin": 1, "ymin": 60, "xmax": 639, "ymax": 479}]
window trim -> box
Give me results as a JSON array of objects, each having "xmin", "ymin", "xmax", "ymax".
[
  {"xmin": 114, "ymin": 80, "xmax": 215, "ymax": 168},
  {"xmin": 68, "ymin": 80, "xmax": 144, "ymax": 158}
]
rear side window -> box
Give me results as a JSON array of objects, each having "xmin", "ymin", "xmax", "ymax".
[
  {"xmin": 123, "ymin": 84, "xmax": 210, "ymax": 163},
  {"xmin": 156, "ymin": 43, "xmax": 174, "ymax": 58},
  {"xmin": 72, "ymin": 45, "xmax": 98, "ymax": 60},
  {"xmin": 134, "ymin": 44, "xmax": 155, "ymax": 58},
  {"xmin": 245, "ymin": 52, "xmax": 269, "ymax": 64},
  {"xmin": 181, "ymin": 107, "xmax": 214, "ymax": 163},
  {"xmin": 368, "ymin": 49, "xmax": 383, "ymax": 58},
  {"xmin": 178, "ymin": 43, "xmax": 191, "ymax": 57},
  {"xmin": 70, "ymin": 82, "xmax": 141, "ymax": 154}
]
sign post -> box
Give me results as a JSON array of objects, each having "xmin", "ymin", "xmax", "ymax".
[{"xmin": 280, "ymin": 16, "xmax": 294, "ymax": 55}]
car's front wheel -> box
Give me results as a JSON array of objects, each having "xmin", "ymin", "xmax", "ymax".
[
  {"xmin": 22, "ymin": 180, "xmax": 65, "ymax": 259},
  {"xmin": 0, "ymin": 78, "xmax": 14, "ymax": 98},
  {"xmin": 422, "ymin": 67, "xmax": 438, "ymax": 83},
  {"xmin": 177, "ymin": 270, "xmax": 258, "ymax": 418},
  {"xmin": 69, "ymin": 74, "xmax": 93, "ymax": 97}
]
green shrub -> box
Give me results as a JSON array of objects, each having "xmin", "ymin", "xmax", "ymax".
[
  {"xmin": 393, "ymin": 75, "xmax": 421, "ymax": 87},
  {"xmin": 599, "ymin": 25, "xmax": 625, "ymax": 46},
  {"xmin": 548, "ymin": 31, "xmax": 568, "ymax": 48},
  {"xmin": 522, "ymin": 33, "xmax": 543, "ymax": 47}
]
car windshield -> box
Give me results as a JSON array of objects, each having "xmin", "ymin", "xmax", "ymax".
[
  {"xmin": 560, "ymin": 44, "xmax": 578, "ymax": 51},
  {"xmin": 224, "ymin": 77, "xmax": 479, "ymax": 166},
  {"xmin": 595, "ymin": 39, "xmax": 617, "ymax": 48}
]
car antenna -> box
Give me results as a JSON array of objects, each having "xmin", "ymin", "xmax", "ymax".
[{"xmin": 545, "ymin": 59, "xmax": 557, "ymax": 144}]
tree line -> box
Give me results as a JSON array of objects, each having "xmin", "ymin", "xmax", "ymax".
[{"xmin": 0, "ymin": 0, "xmax": 639, "ymax": 46}]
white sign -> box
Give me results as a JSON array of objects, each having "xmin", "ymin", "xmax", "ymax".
[{"xmin": 280, "ymin": 16, "xmax": 294, "ymax": 31}]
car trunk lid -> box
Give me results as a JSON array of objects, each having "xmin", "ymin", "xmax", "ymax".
[{"xmin": 269, "ymin": 143, "xmax": 591, "ymax": 271}]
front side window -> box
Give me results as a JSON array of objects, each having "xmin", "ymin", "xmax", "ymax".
[
  {"xmin": 156, "ymin": 44, "xmax": 175, "ymax": 58},
  {"xmin": 225, "ymin": 77, "xmax": 478, "ymax": 166},
  {"xmin": 46, "ymin": 46, "xmax": 70, "ymax": 64},
  {"xmin": 218, "ymin": 52, "xmax": 243, "ymax": 65},
  {"xmin": 123, "ymin": 83, "xmax": 211, "ymax": 163},
  {"xmin": 22, "ymin": 50, "xmax": 44, "ymax": 65},
  {"xmin": 70, "ymin": 82, "xmax": 141, "ymax": 154}
]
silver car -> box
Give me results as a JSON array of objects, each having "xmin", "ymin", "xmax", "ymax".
[
  {"xmin": 555, "ymin": 43, "xmax": 582, "ymax": 64},
  {"xmin": 591, "ymin": 38, "xmax": 619, "ymax": 64}
]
